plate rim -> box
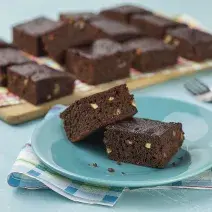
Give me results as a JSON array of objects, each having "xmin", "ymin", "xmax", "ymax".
[{"xmin": 31, "ymin": 96, "xmax": 212, "ymax": 188}]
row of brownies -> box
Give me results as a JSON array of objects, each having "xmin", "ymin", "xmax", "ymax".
[
  {"xmin": 0, "ymin": 4, "xmax": 212, "ymax": 105},
  {"xmin": 0, "ymin": 42, "xmax": 75, "ymax": 104}
]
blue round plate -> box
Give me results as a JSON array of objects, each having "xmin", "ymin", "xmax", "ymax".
[{"xmin": 31, "ymin": 96, "xmax": 212, "ymax": 188}]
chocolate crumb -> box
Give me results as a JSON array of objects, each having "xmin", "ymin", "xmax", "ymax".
[
  {"xmin": 172, "ymin": 162, "xmax": 176, "ymax": 167},
  {"xmin": 116, "ymin": 161, "xmax": 122, "ymax": 165},
  {"xmin": 108, "ymin": 168, "xmax": 115, "ymax": 172},
  {"xmin": 88, "ymin": 163, "xmax": 98, "ymax": 167},
  {"xmin": 92, "ymin": 163, "xmax": 98, "ymax": 167},
  {"xmin": 178, "ymin": 156, "xmax": 184, "ymax": 161}
]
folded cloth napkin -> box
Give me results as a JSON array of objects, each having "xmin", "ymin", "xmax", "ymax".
[{"xmin": 7, "ymin": 105, "xmax": 212, "ymax": 207}]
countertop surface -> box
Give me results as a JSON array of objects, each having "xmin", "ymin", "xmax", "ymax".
[{"xmin": 1, "ymin": 0, "xmax": 212, "ymax": 211}]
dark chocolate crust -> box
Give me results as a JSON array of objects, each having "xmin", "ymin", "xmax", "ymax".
[
  {"xmin": 66, "ymin": 39, "xmax": 132, "ymax": 85},
  {"xmin": 100, "ymin": 4, "xmax": 152, "ymax": 23},
  {"xmin": 104, "ymin": 118, "xmax": 184, "ymax": 168},
  {"xmin": 165, "ymin": 27, "xmax": 212, "ymax": 61},
  {"xmin": 0, "ymin": 48, "xmax": 31, "ymax": 86},
  {"xmin": 123, "ymin": 38, "xmax": 177, "ymax": 72},
  {"xmin": 60, "ymin": 84, "xmax": 137, "ymax": 142},
  {"xmin": 13, "ymin": 17, "xmax": 61, "ymax": 56},
  {"xmin": 130, "ymin": 14, "xmax": 187, "ymax": 38},
  {"xmin": 7, "ymin": 62, "xmax": 75, "ymax": 105}
]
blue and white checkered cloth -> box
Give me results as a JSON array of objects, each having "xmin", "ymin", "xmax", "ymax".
[{"xmin": 7, "ymin": 105, "xmax": 212, "ymax": 207}]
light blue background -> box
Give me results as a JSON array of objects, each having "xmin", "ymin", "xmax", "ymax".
[{"xmin": 1, "ymin": 1, "xmax": 212, "ymax": 211}]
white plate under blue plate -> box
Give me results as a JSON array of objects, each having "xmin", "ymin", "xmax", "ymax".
[{"xmin": 31, "ymin": 96, "xmax": 212, "ymax": 188}]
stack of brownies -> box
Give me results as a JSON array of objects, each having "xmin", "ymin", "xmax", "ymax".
[
  {"xmin": 0, "ymin": 4, "xmax": 210, "ymax": 105},
  {"xmin": 60, "ymin": 84, "xmax": 185, "ymax": 168}
]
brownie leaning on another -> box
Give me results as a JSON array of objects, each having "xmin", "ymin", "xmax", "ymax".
[{"xmin": 60, "ymin": 84, "xmax": 137, "ymax": 142}]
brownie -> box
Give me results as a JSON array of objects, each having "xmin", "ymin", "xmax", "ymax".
[
  {"xmin": 66, "ymin": 39, "xmax": 133, "ymax": 85},
  {"xmin": 123, "ymin": 38, "xmax": 178, "ymax": 72},
  {"xmin": 0, "ymin": 48, "xmax": 31, "ymax": 86},
  {"xmin": 13, "ymin": 17, "xmax": 62, "ymax": 56},
  {"xmin": 165, "ymin": 27, "xmax": 212, "ymax": 61},
  {"xmin": 130, "ymin": 14, "xmax": 187, "ymax": 38},
  {"xmin": 104, "ymin": 118, "xmax": 184, "ymax": 168},
  {"xmin": 42, "ymin": 14, "xmax": 102, "ymax": 64},
  {"xmin": 90, "ymin": 18, "xmax": 142, "ymax": 42},
  {"xmin": 60, "ymin": 84, "xmax": 137, "ymax": 142},
  {"xmin": 100, "ymin": 4, "xmax": 152, "ymax": 23},
  {"xmin": 7, "ymin": 62, "xmax": 75, "ymax": 105}
]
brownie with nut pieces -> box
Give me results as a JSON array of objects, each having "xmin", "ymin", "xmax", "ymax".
[
  {"xmin": 13, "ymin": 17, "xmax": 62, "ymax": 56},
  {"xmin": 130, "ymin": 14, "xmax": 187, "ymax": 38},
  {"xmin": 100, "ymin": 4, "xmax": 152, "ymax": 23},
  {"xmin": 42, "ymin": 13, "xmax": 103, "ymax": 64},
  {"xmin": 60, "ymin": 84, "xmax": 137, "ymax": 142},
  {"xmin": 123, "ymin": 38, "xmax": 178, "ymax": 72},
  {"xmin": 7, "ymin": 62, "xmax": 75, "ymax": 105},
  {"xmin": 0, "ymin": 48, "xmax": 31, "ymax": 86},
  {"xmin": 104, "ymin": 118, "xmax": 184, "ymax": 168},
  {"xmin": 66, "ymin": 39, "xmax": 133, "ymax": 85},
  {"xmin": 164, "ymin": 27, "xmax": 212, "ymax": 61}
]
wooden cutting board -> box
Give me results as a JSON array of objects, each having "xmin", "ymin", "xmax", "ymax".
[{"xmin": 0, "ymin": 59, "xmax": 211, "ymax": 125}]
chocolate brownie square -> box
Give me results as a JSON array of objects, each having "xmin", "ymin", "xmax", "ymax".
[
  {"xmin": 104, "ymin": 118, "xmax": 184, "ymax": 168},
  {"xmin": 123, "ymin": 38, "xmax": 177, "ymax": 72},
  {"xmin": 100, "ymin": 4, "xmax": 152, "ymax": 23},
  {"xmin": 7, "ymin": 62, "xmax": 75, "ymax": 105},
  {"xmin": 13, "ymin": 17, "xmax": 62, "ymax": 56},
  {"xmin": 130, "ymin": 14, "xmax": 187, "ymax": 38},
  {"xmin": 42, "ymin": 14, "xmax": 102, "ymax": 64},
  {"xmin": 66, "ymin": 39, "xmax": 133, "ymax": 85},
  {"xmin": 90, "ymin": 18, "xmax": 142, "ymax": 42},
  {"xmin": 60, "ymin": 84, "xmax": 137, "ymax": 142},
  {"xmin": 0, "ymin": 48, "xmax": 31, "ymax": 86},
  {"xmin": 165, "ymin": 27, "xmax": 212, "ymax": 61}
]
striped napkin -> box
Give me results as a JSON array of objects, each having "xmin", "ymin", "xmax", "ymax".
[{"xmin": 7, "ymin": 105, "xmax": 212, "ymax": 207}]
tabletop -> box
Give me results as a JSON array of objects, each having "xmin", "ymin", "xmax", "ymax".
[{"xmin": 1, "ymin": 0, "xmax": 212, "ymax": 211}]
